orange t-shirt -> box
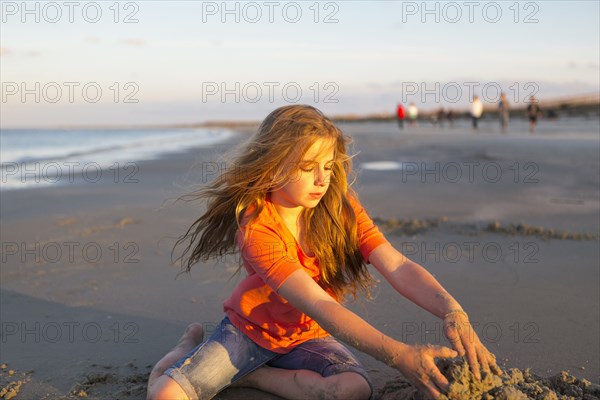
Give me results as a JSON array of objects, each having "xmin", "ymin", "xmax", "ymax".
[{"xmin": 223, "ymin": 195, "xmax": 389, "ymax": 354}]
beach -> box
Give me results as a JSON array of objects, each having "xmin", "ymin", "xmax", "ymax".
[{"xmin": 1, "ymin": 119, "xmax": 599, "ymax": 399}]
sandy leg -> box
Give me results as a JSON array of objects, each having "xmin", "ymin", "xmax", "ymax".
[
  {"xmin": 232, "ymin": 365, "xmax": 371, "ymax": 400},
  {"xmin": 147, "ymin": 323, "xmax": 204, "ymax": 394}
]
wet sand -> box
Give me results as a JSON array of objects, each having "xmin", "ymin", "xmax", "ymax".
[{"xmin": 1, "ymin": 120, "xmax": 598, "ymax": 399}]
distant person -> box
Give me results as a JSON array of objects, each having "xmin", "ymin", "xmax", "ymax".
[
  {"xmin": 408, "ymin": 102, "xmax": 419, "ymax": 126},
  {"xmin": 498, "ymin": 92, "xmax": 510, "ymax": 133},
  {"xmin": 437, "ymin": 107, "xmax": 446, "ymax": 128},
  {"xmin": 396, "ymin": 103, "xmax": 406, "ymax": 130},
  {"xmin": 470, "ymin": 95, "xmax": 483, "ymax": 131},
  {"xmin": 526, "ymin": 96, "xmax": 542, "ymax": 133},
  {"xmin": 430, "ymin": 113, "xmax": 439, "ymax": 126},
  {"xmin": 446, "ymin": 109, "xmax": 455, "ymax": 128}
]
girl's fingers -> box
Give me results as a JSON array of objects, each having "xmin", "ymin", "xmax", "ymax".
[
  {"xmin": 415, "ymin": 346, "xmax": 457, "ymax": 398},
  {"xmin": 445, "ymin": 322, "xmax": 466, "ymax": 356},
  {"xmin": 421, "ymin": 381, "xmax": 442, "ymax": 400},
  {"xmin": 473, "ymin": 343, "xmax": 502, "ymax": 377},
  {"xmin": 432, "ymin": 344, "xmax": 459, "ymax": 359},
  {"xmin": 462, "ymin": 342, "xmax": 481, "ymax": 380},
  {"xmin": 448, "ymin": 330, "xmax": 465, "ymax": 356},
  {"xmin": 477, "ymin": 348, "xmax": 491, "ymax": 376},
  {"xmin": 490, "ymin": 358, "xmax": 503, "ymax": 375},
  {"xmin": 429, "ymin": 367, "xmax": 451, "ymax": 394},
  {"xmin": 486, "ymin": 351, "xmax": 503, "ymax": 375}
]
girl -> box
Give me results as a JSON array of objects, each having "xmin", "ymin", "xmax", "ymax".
[{"xmin": 147, "ymin": 105, "xmax": 501, "ymax": 400}]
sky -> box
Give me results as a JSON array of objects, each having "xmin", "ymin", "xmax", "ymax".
[{"xmin": 1, "ymin": 0, "xmax": 599, "ymax": 127}]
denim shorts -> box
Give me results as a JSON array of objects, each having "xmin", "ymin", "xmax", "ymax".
[{"xmin": 164, "ymin": 316, "xmax": 374, "ymax": 400}]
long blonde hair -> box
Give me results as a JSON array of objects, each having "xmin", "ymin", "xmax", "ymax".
[{"xmin": 174, "ymin": 105, "xmax": 373, "ymax": 299}]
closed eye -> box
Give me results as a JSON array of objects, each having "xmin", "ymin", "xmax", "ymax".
[
  {"xmin": 300, "ymin": 164, "xmax": 315, "ymax": 172},
  {"xmin": 299, "ymin": 160, "xmax": 335, "ymax": 172}
]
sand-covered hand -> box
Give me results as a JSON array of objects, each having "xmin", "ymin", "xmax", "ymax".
[
  {"xmin": 443, "ymin": 312, "xmax": 502, "ymax": 381},
  {"xmin": 391, "ymin": 343, "xmax": 459, "ymax": 400}
]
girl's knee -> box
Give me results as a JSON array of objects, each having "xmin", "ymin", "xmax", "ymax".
[
  {"xmin": 147, "ymin": 375, "xmax": 190, "ymax": 400},
  {"xmin": 148, "ymin": 359, "xmax": 174, "ymax": 383},
  {"xmin": 324, "ymin": 372, "xmax": 371, "ymax": 400}
]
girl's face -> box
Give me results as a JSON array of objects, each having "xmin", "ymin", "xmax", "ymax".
[{"xmin": 271, "ymin": 138, "xmax": 336, "ymax": 212}]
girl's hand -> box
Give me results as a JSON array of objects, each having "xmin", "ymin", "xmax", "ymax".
[
  {"xmin": 443, "ymin": 310, "xmax": 503, "ymax": 380},
  {"xmin": 390, "ymin": 343, "xmax": 458, "ymax": 400}
]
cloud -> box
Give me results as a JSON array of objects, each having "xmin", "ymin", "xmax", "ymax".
[
  {"xmin": 567, "ymin": 61, "xmax": 599, "ymax": 70},
  {"xmin": 0, "ymin": 47, "xmax": 10, "ymax": 56},
  {"xmin": 85, "ymin": 37, "xmax": 102, "ymax": 44},
  {"xmin": 152, "ymin": 39, "xmax": 325, "ymax": 50},
  {"xmin": 120, "ymin": 38, "xmax": 145, "ymax": 46}
]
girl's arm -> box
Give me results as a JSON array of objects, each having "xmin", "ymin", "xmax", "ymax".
[
  {"xmin": 368, "ymin": 243, "xmax": 462, "ymax": 319},
  {"xmin": 278, "ymin": 269, "xmax": 457, "ymax": 400},
  {"xmin": 368, "ymin": 243, "xmax": 502, "ymax": 380}
]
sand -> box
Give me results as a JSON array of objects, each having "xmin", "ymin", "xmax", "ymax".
[
  {"xmin": 1, "ymin": 120, "xmax": 598, "ymax": 399},
  {"xmin": 378, "ymin": 357, "xmax": 600, "ymax": 400}
]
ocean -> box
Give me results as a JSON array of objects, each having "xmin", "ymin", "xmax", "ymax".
[
  {"xmin": 1, "ymin": 116, "xmax": 598, "ymax": 190},
  {"xmin": 0, "ymin": 128, "xmax": 234, "ymax": 191}
]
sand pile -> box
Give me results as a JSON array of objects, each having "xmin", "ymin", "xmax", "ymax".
[
  {"xmin": 372, "ymin": 216, "xmax": 598, "ymax": 241},
  {"xmin": 485, "ymin": 221, "xmax": 597, "ymax": 241},
  {"xmin": 372, "ymin": 217, "xmax": 449, "ymax": 236},
  {"xmin": 378, "ymin": 358, "xmax": 600, "ymax": 400}
]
